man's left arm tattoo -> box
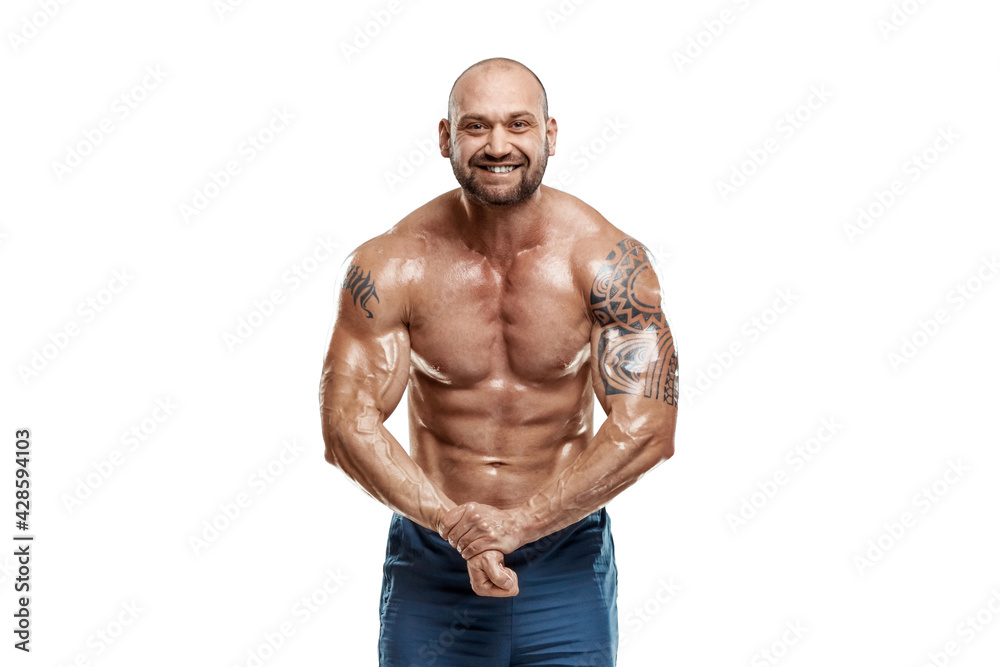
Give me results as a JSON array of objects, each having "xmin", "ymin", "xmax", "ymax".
[{"xmin": 590, "ymin": 238, "xmax": 678, "ymax": 406}]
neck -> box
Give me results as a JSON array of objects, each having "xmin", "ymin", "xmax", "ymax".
[{"xmin": 453, "ymin": 186, "xmax": 547, "ymax": 259}]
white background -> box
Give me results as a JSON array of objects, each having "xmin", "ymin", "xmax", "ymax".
[{"xmin": 2, "ymin": 0, "xmax": 999, "ymax": 665}]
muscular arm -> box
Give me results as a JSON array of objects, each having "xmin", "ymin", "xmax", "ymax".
[
  {"xmin": 319, "ymin": 252, "xmax": 456, "ymax": 531},
  {"xmin": 320, "ymin": 248, "xmax": 517, "ymax": 596},
  {"xmin": 518, "ymin": 238, "xmax": 678, "ymax": 540},
  {"xmin": 443, "ymin": 237, "xmax": 678, "ymax": 556}
]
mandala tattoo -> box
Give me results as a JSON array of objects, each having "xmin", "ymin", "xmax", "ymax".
[
  {"xmin": 590, "ymin": 238, "xmax": 678, "ymax": 405},
  {"xmin": 342, "ymin": 265, "xmax": 379, "ymax": 318}
]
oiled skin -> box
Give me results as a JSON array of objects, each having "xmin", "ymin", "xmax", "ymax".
[
  {"xmin": 320, "ymin": 185, "xmax": 676, "ymax": 544},
  {"xmin": 405, "ymin": 191, "xmax": 599, "ymax": 511},
  {"xmin": 320, "ymin": 62, "xmax": 677, "ymax": 599}
]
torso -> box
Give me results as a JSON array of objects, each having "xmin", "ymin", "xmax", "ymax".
[{"xmin": 397, "ymin": 187, "xmax": 620, "ymax": 508}]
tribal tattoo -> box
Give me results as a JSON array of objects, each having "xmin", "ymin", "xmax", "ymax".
[
  {"xmin": 590, "ymin": 238, "xmax": 678, "ymax": 405},
  {"xmin": 342, "ymin": 265, "xmax": 380, "ymax": 318}
]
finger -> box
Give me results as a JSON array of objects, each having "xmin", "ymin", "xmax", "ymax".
[
  {"xmin": 467, "ymin": 559, "xmax": 515, "ymax": 598},
  {"xmin": 446, "ymin": 506, "xmax": 485, "ymax": 544},
  {"xmin": 483, "ymin": 554, "xmax": 515, "ymax": 591},
  {"xmin": 477, "ymin": 583, "xmax": 518, "ymax": 598},
  {"xmin": 472, "ymin": 574, "xmax": 518, "ymax": 598},
  {"xmin": 460, "ymin": 536, "xmax": 494, "ymax": 560},
  {"xmin": 468, "ymin": 566, "xmax": 489, "ymax": 593},
  {"xmin": 448, "ymin": 517, "xmax": 483, "ymax": 550},
  {"xmin": 455, "ymin": 513, "xmax": 499, "ymax": 551},
  {"xmin": 439, "ymin": 504, "xmax": 469, "ymax": 538},
  {"xmin": 505, "ymin": 570, "xmax": 519, "ymax": 596},
  {"xmin": 493, "ymin": 567, "xmax": 518, "ymax": 596}
]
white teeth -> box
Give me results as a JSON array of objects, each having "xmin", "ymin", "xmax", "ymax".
[{"xmin": 484, "ymin": 165, "xmax": 515, "ymax": 173}]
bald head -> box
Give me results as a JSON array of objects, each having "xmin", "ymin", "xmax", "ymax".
[{"xmin": 447, "ymin": 58, "xmax": 548, "ymax": 123}]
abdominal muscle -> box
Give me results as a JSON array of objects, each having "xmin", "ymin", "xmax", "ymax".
[{"xmin": 407, "ymin": 378, "xmax": 594, "ymax": 509}]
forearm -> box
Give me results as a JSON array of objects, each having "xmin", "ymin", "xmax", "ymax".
[
  {"xmin": 325, "ymin": 416, "xmax": 455, "ymax": 532},
  {"xmin": 516, "ymin": 414, "xmax": 673, "ymax": 544}
]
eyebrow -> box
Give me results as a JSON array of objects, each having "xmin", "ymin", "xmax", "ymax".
[{"xmin": 457, "ymin": 111, "xmax": 538, "ymax": 124}]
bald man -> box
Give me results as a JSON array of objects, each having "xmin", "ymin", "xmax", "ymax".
[{"xmin": 320, "ymin": 58, "xmax": 678, "ymax": 666}]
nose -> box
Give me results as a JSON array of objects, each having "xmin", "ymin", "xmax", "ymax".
[{"xmin": 484, "ymin": 126, "xmax": 512, "ymax": 158}]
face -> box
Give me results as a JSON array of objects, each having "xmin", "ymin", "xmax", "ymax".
[{"xmin": 441, "ymin": 67, "xmax": 557, "ymax": 207}]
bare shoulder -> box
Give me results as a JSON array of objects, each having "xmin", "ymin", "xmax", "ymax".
[
  {"xmin": 549, "ymin": 189, "xmax": 678, "ymax": 406},
  {"xmin": 337, "ymin": 194, "xmax": 450, "ymax": 326},
  {"xmin": 343, "ymin": 198, "xmax": 443, "ymax": 272},
  {"xmin": 543, "ymin": 187, "xmax": 660, "ymax": 301}
]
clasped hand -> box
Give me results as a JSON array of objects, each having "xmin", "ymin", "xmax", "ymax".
[
  {"xmin": 440, "ymin": 502, "xmax": 526, "ymax": 558},
  {"xmin": 439, "ymin": 502, "xmax": 527, "ymax": 598}
]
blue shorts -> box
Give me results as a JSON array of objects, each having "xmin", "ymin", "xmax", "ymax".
[{"xmin": 378, "ymin": 509, "xmax": 618, "ymax": 667}]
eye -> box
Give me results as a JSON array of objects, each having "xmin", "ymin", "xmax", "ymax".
[
  {"xmin": 468, "ymin": 123, "xmax": 485, "ymax": 131},
  {"xmin": 512, "ymin": 121, "xmax": 527, "ymax": 129}
]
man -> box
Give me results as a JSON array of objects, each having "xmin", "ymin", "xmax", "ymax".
[{"xmin": 319, "ymin": 57, "xmax": 678, "ymax": 666}]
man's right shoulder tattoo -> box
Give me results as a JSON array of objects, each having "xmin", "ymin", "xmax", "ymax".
[{"xmin": 342, "ymin": 264, "xmax": 380, "ymax": 319}]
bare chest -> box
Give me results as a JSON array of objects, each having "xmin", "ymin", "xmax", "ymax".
[{"xmin": 408, "ymin": 252, "xmax": 592, "ymax": 386}]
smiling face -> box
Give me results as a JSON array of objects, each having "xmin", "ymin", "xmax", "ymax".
[{"xmin": 441, "ymin": 63, "xmax": 557, "ymax": 207}]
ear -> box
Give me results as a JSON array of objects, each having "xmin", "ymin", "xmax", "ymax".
[
  {"xmin": 546, "ymin": 116, "xmax": 558, "ymax": 156},
  {"xmin": 438, "ymin": 118, "xmax": 451, "ymax": 157}
]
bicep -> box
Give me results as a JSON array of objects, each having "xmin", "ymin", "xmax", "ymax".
[
  {"xmin": 322, "ymin": 324, "xmax": 409, "ymax": 423},
  {"xmin": 320, "ymin": 257, "xmax": 410, "ymax": 426},
  {"xmin": 588, "ymin": 238, "xmax": 678, "ymax": 415}
]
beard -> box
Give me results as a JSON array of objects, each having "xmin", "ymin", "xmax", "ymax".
[{"xmin": 450, "ymin": 139, "xmax": 548, "ymax": 206}]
